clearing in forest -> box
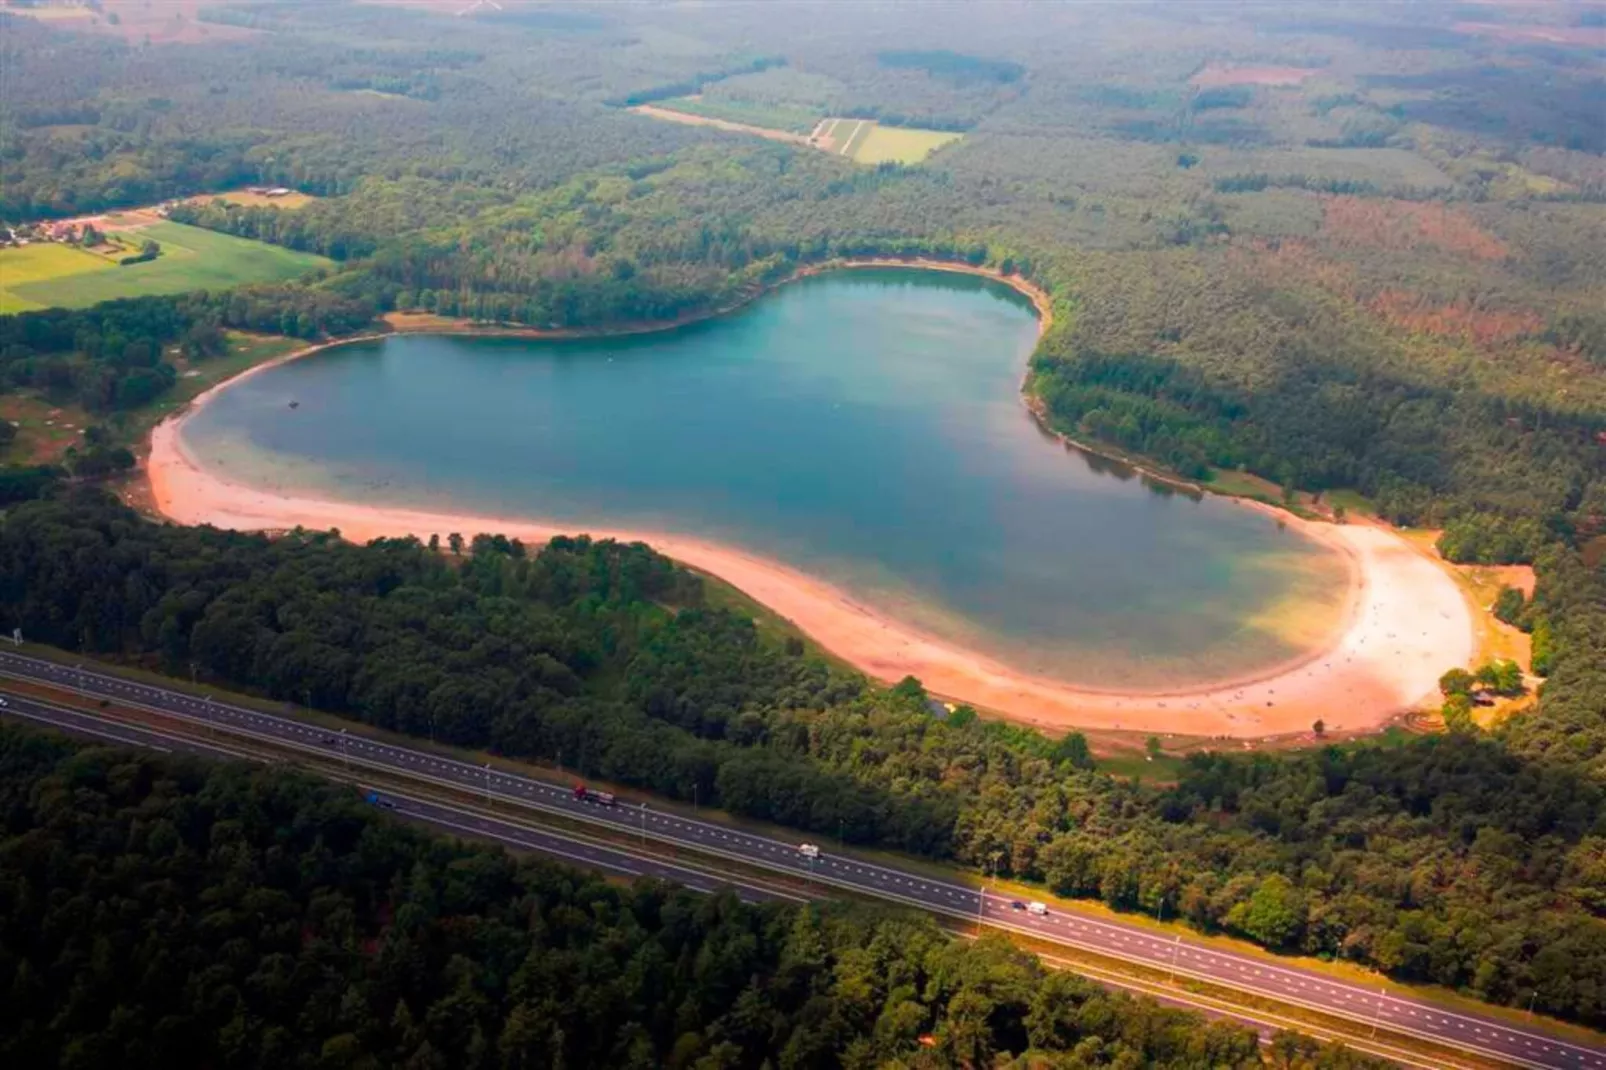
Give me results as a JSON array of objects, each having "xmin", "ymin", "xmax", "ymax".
[
  {"xmin": 634, "ymin": 106, "xmax": 962, "ymax": 165},
  {"xmin": 195, "ymin": 190, "xmax": 319, "ymax": 210},
  {"xmin": 4, "ymin": 222, "xmax": 331, "ymax": 311},
  {"xmin": 836, "ymin": 119, "xmax": 873, "ymax": 158},
  {"xmin": 648, "ymin": 95, "xmax": 820, "ymax": 135},
  {"xmin": 850, "ymin": 124, "xmax": 962, "ymax": 164}
]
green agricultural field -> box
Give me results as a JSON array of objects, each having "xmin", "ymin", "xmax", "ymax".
[
  {"xmin": 657, "ymin": 95, "xmax": 820, "ymax": 135},
  {"xmin": 850, "ymin": 124, "xmax": 963, "ymax": 164},
  {"xmin": 5, "ymin": 222, "xmax": 331, "ymax": 311},
  {"xmin": 837, "ymin": 118, "xmax": 874, "ymax": 158},
  {"xmin": 0, "ymin": 243, "xmax": 117, "ymax": 313}
]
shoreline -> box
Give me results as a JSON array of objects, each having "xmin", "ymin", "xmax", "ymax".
[
  {"xmin": 141, "ymin": 262, "xmax": 1472, "ymax": 739},
  {"xmin": 377, "ymin": 257, "xmax": 1053, "ymax": 346}
]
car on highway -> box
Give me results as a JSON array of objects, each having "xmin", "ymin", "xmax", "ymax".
[{"xmin": 1009, "ymin": 900, "xmax": 1026, "ymax": 911}]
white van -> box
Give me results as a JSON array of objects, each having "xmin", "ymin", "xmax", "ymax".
[
  {"xmin": 798, "ymin": 843, "xmax": 820, "ymax": 859},
  {"xmin": 1027, "ymin": 901, "xmax": 1048, "ymax": 916}
]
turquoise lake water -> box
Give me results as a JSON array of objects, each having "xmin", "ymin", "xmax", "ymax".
[{"xmin": 182, "ymin": 269, "xmax": 1346, "ymax": 688}]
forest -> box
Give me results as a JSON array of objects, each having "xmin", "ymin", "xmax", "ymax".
[
  {"xmin": 2, "ymin": 3, "xmax": 1603, "ymax": 563},
  {"xmin": 4, "ymin": 488, "xmax": 1606, "ymax": 1025},
  {"xmin": 0, "ymin": 724, "xmax": 1388, "ymax": 1069},
  {"xmin": 0, "ymin": 0, "xmax": 1604, "ymax": 1037},
  {"xmin": 0, "ymin": 287, "xmax": 375, "ymax": 415}
]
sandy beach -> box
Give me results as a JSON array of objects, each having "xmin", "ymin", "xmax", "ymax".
[
  {"xmin": 147, "ymin": 404, "xmax": 1473, "ymax": 740},
  {"xmin": 141, "ymin": 260, "xmax": 1471, "ymax": 739}
]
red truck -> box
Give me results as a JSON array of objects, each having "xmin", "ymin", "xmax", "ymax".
[{"xmin": 573, "ymin": 783, "xmax": 618, "ymax": 807}]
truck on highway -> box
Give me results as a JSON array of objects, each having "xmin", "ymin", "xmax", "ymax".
[
  {"xmin": 1027, "ymin": 901, "xmax": 1048, "ymax": 916},
  {"xmin": 798, "ymin": 843, "xmax": 820, "ymax": 859},
  {"xmin": 573, "ymin": 783, "xmax": 618, "ymax": 807}
]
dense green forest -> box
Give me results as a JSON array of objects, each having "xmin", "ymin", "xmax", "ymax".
[
  {"xmin": 0, "ymin": 724, "xmax": 1389, "ymax": 1069},
  {"xmin": 4, "ymin": 489, "xmax": 1605, "ymax": 1025},
  {"xmin": 1, "ymin": 0, "xmax": 1604, "ymax": 1036},
  {"xmin": 0, "ymin": 289, "xmax": 372, "ymax": 416},
  {"xmin": 3, "ymin": 2, "xmax": 1603, "ymax": 556}
]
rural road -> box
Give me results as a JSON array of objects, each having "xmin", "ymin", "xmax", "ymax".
[{"xmin": 2, "ymin": 649, "xmax": 1603, "ymax": 1070}]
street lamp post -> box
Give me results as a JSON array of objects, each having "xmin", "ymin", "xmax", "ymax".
[
  {"xmin": 1169, "ymin": 935, "xmax": 1181, "ymax": 984},
  {"xmin": 341, "ymin": 728, "xmax": 349, "ymax": 770},
  {"xmin": 484, "ymin": 763, "xmax": 492, "ymax": 804},
  {"xmin": 640, "ymin": 802, "xmax": 647, "ymax": 847}
]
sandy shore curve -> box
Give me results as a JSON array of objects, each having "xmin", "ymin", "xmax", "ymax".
[{"xmin": 144, "ymin": 338, "xmax": 1474, "ymax": 740}]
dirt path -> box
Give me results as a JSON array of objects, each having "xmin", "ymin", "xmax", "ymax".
[{"xmin": 628, "ymin": 105, "xmax": 811, "ymax": 146}]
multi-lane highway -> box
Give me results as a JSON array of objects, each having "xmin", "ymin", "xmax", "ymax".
[
  {"xmin": 2, "ymin": 648, "xmax": 1603, "ymax": 1070},
  {"xmin": 0, "ymin": 688, "xmax": 803, "ymax": 906}
]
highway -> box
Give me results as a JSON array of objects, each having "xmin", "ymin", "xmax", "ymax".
[
  {"xmin": 3, "ymin": 648, "xmax": 1603, "ymax": 1070},
  {"xmin": 0, "ymin": 689, "xmax": 803, "ymax": 906}
]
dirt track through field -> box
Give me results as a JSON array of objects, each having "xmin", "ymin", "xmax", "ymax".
[{"xmin": 628, "ymin": 105, "xmax": 811, "ymax": 145}]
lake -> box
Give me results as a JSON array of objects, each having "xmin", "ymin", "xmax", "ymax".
[{"xmin": 182, "ymin": 268, "xmax": 1348, "ymax": 689}]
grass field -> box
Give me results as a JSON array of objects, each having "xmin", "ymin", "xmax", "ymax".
[
  {"xmin": 198, "ymin": 190, "xmax": 318, "ymax": 209},
  {"xmin": 629, "ymin": 106, "xmax": 964, "ymax": 165},
  {"xmin": 3, "ymin": 222, "xmax": 331, "ymax": 311},
  {"xmin": 837, "ymin": 118, "xmax": 873, "ymax": 158},
  {"xmin": 0, "ymin": 244, "xmax": 119, "ymax": 313},
  {"xmin": 656, "ymin": 95, "xmax": 820, "ymax": 135},
  {"xmin": 851, "ymin": 124, "xmax": 963, "ymax": 164}
]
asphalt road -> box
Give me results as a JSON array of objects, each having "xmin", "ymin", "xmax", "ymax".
[
  {"xmin": 0, "ymin": 689, "xmax": 800, "ymax": 906},
  {"xmin": 2, "ymin": 648, "xmax": 1602, "ymax": 1070}
]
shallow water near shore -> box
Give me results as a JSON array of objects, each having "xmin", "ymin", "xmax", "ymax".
[{"xmin": 182, "ymin": 268, "xmax": 1348, "ymax": 689}]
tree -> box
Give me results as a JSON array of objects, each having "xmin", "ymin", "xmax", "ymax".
[
  {"xmin": 1230, "ymin": 874, "xmax": 1305, "ymax": 948},
  {"xmin": 891, "ymin": 675, "xmax": 927, "ymax": 704},
  {"xmin": 947, "ymin": 704, "xmax": 977, "ymax": 728},
  {"xmin": 1051, "ymin": 731, "xmax": 1093, "ymax": 770},
  {"xmin": 1475, "ymin": 659, "xmax": 1523, "ymax": 696},
  {"xmin": 1439, "ymin": 668, "xmax": 1475, "ymax": 698},
  {"xmin": 1145, "ymin": 735, "xmax": 1163, "ymax": 760},
  {"xmin": 448, "ymin": 532, "xmax": 464, "ymax": 555},
  {"xmin": 1442, "ymin": 693, "xmax": 1476, "ymax": 733},
  {"xmin": 1494, "ymin": 586, "xmax": 1527, "ymax": 626},
  {"xmin": 1312, "ymin": 719, "xmax": 1325, "ymax": 738}
]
